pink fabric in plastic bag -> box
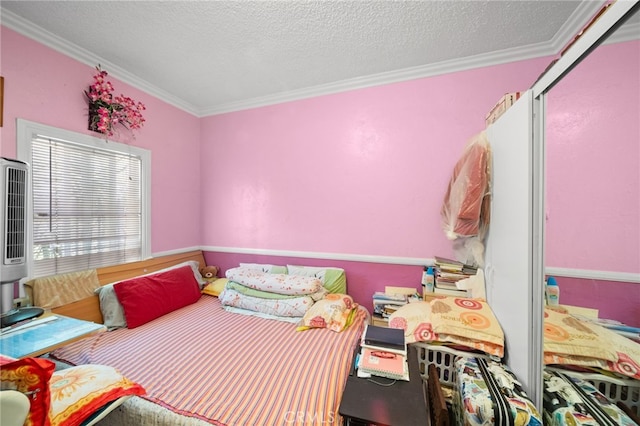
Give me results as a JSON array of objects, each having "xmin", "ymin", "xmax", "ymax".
[{"xmin": 441, "ymin": 131, "xmax": 491, "ymax": 240}]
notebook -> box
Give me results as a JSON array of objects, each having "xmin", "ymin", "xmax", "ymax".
[
  {"xmin": 358, "ymin": 347, "xmax": 408, "ymax": 380},
  {"xmin": 362, "ymin": 324, "xmax": 406, "ymax": 355}
]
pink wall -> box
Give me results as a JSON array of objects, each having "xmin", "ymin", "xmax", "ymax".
[
  {"xmin": 0, "ymin": 27, "xmax": 202, "ymax": 253},
  {"xmin": 546, "ymin": 41, "xmax": 640, "ymax": 327},
  {"xmin": 198, "ymin": 58, "xmax": 552, "ymax": 309},
  {"xmin": 554, "ymin": 276, "xmax": 640, "ymax": 328},
  {"xmin": 199, "ymin": 59, "xmax": 551, "ymax": 259},
  {"xmin": 545, "ymin": 40, "xmax": 639, "ymax": 327},
  {"xmin": 546, "ymin": 40, "xmax": 639, "ymax": 274}
]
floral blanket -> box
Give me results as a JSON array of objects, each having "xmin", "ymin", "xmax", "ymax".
[
  {"xmin": 225, "ymin": 267, "xmax": 322, "ymax": 295},
  {"xmin": 544, "ymin": 308, "xmax": 640, "ymax": 380},
  {"xmin": 218, "ymin": 288, "xmax": 315, "ymax": 317},
  {"xmin": 389, "ymin": 296, "xmax": 504, "ymax": 357},
  {"xmin": 219, "ymin": 267, "xmax": 328, "ymax": 318}
]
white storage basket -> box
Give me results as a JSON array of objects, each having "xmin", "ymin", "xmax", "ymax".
[
  {"xmin": 412, "ymin": 342, "xmax": 491, "ymax": 388},
  {"xmin": 548, "ymin": 368, "xmax": 640, "ymax": 416}
]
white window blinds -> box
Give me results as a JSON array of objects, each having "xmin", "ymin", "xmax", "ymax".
[{"xmin": 30, "ymin": 136, "xmax": 143, "ymax": 277}]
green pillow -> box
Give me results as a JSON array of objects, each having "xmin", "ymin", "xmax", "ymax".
[{"xmin": 287, "ymin": 265, "xmax": 347, "ymax": 294}]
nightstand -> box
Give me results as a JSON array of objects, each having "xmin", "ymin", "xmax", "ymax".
[
  {"xmin": 0, "ymin": 313, "xmax": 105, "ymax": 358},
  {"xmin": 339, "ymin": 345, "xmax": 429, "ymax": 426}
]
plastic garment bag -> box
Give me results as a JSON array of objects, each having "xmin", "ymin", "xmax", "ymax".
[{"xmin": 440, "ymin": 131, "xmax": 492, "ymax": 267}]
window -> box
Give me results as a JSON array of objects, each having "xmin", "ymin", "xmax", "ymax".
[{"xmin": 17, "ymin": 120, "xmax": 150, "ymax": 278}]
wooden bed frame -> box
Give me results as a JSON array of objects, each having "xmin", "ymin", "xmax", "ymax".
[{"xmin": 51, "ymin": 250, "xmax": 206, "ymax": 324}]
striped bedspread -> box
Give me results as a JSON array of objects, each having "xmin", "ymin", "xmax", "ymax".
[{"xmin": 51, "ymin": 296, "xmax": 366, "ymax": 426}]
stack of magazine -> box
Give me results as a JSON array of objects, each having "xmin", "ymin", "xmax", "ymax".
[
  {"xmin": 433, "ymin": 256, "xmax": 477, "ymax": 297},
  {"xmin": 372, "ymin": 291, "xmax": 408, "ymax": 320},
  {"xmin": 357, "ymin": 324, "xmax": 409, "ymax": 381}
]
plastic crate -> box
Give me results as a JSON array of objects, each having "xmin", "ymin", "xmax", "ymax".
[
  {"xmin": 548, "ymin": 368, "xmax": 640, "ymax": 417},
  {"xmin": 413, "ymin": 342, "xmax": 490, "ymax": 388}
]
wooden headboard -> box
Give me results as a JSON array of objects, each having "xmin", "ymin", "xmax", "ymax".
[{"xmin": 51, "ymin": 250, "xmax": 206, "ymax": 324}]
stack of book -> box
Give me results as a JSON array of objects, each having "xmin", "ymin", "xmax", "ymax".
[
  {"xmin": 372, "ymin": 292, "xmax": 408, "ymax": 321},
  {"xmin": 433, "ymin": 256, "xmax": 478, "ymax": 297},
  {"xmin": 357, "ymin": 324, "xmax": 408, "ymax": 381},
  {"xmin": 485, "ymin": 92, "xmax": 522, "ymax": 126}
]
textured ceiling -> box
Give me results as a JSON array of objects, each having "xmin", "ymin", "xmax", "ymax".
[{"xmin": 1, "ymin": 1, "xmax": 608, "ymax": 116}]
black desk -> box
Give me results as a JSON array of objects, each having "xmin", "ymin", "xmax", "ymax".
[{"xmin": 339, "ymin": 345, "xmax": 429, "ymax": 426}]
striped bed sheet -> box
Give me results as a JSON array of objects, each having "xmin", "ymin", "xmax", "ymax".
[{"xmin": 51, "ymin": 296, "xmax": 366, "ymax": 426}]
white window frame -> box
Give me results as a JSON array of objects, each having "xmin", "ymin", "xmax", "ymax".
[{"xmin": 16, "ymin": 119, "xmax": 151, "ymax": 278}]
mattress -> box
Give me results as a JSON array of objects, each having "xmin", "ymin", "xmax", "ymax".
[{"xmin": 51, "ymin": 296, "xmax": 366, "ymax": 425}]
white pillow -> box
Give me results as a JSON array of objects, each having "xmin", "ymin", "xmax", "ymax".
[
  {"xmin": 96, "ymin": 260, "xmax": 205, "ymax": 330},
  {"xmin": 239, "ymin": 263, "xmax": 288, "ymax": 274}
]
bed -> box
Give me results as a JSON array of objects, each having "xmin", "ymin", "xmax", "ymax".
[
  {"xmin": 37, "ymin": 254, "xmax": 367, "ymax": 426},
  {"xmin": 542, "ymin": 307, "xmax": 640, "ymax": 419}
]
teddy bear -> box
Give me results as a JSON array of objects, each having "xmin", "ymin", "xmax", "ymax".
[{"xmin": 199, "ymin": 265, "xmax": 219, "ymax": 283}]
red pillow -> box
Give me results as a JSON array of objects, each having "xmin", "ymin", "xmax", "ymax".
[
  {"xmin": 114, "ymin": 265, "xmax": 201, "ymax": 328},
  {"xmin": 0, "ymin": 356, "xmax": 55, "ymax": 425}
]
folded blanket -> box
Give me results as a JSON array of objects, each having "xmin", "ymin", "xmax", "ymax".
[
  {"xmin": 225, "ymin": 280, "xmax": 327, "ymax": 301},
  {"xmin": 544, "ymin": 308, "xmax": 640, "ymax": 380},
  {"xmin": 218, "ymin": 288, "xmax": 314, "ymax": 317},
  {"xmin": 390, "ymin": 297, "xmax": 504, "ymax": 357},
  {"xmin": 24, "ymin": 269, "xmax": 100, "ymax": 309},
  {"xmin": 225, "ymin": 267, "xmax": 322, "ymax": 296},
  {"xmin": 430, "ymin": 297, "xmax": 504, "ymax": 348},
  {"xmin": 544, "ymin": 308, "xmax": 619, "ymax": 363}
]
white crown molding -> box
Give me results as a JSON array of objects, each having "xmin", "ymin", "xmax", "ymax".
[
  {"xmin": 605, "ymin": 21, "xmax": 640, "ymax": 44},
  {"xmin": 1, "ymin": 1, "xmax": 616, "ymax": 117},
  {"xmin": 194, "ymin": 1, "xmax": 608, "ymax": 116},
  {"xmin": 1, "ymin": 9, "xmax": 199, "ymax": 116},
  {"xmin": 200, "ymin": 40, "xmax": 556, "ymax": 116},
  {"xmin": 549, "ymin": 0, "xmax": 608, "ymax": 53}
]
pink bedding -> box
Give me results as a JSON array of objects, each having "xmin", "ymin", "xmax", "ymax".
[{"xmin": 51, "ymin": 296, "xmax": 366, "ymax": 425}]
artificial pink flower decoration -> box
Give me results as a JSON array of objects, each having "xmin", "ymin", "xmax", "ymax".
[{"xmin": 85, "ymin": 65, "xmax": 146, "ymax": 137}]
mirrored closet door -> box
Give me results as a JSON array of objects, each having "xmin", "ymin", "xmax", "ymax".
[
  {"xmin": 530, "ymin": 0, "xmax": 640, "ymax": 414},
  {"xmin": 544, "ymin": 5, "xmax": 639, "ymax": 325}
]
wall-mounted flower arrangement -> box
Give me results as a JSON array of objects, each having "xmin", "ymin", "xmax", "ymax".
[{"xmin": 85, "ymin": 65, "xmax": 146, "ymax": 137}]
